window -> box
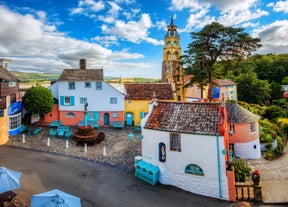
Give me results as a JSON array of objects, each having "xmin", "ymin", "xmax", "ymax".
[
  {"xmin": 185, "ymin": 164, "xmax": 204, "ymax": 176},
  {"xmin": 68, "ymin": 82, "xmax": 75, "ymax": 90},
  {"xmin": 60, "ymin": 96, "xmax": 74, "ymax": 106},
  {"xmin": 250, "ymin": 123, "xmax": 256, "ymax": 133},
  {"xmin": 0, "ymin": 110, "xmax": 4, "ymax": 117},
  {"xmin": 140, "ymin": 112, "xmax": 148, "ymax": 119},
  {"xmin": 66, "ymin": 112, "xmax": 76, "ymax": 118},
  {"xmin": 85, "ymin": 82, "xmax": 91, "ymax": 88},
  {"xmin": 8, "ymin": 82, "xmax": 16, "ymax": 87},
  {"xmin": 170, "ymin": 133, "xmax": 181, "ymax": 152},
  {"xmin": 112, "ymin": 112, "xmax": 118, "ymax": 118},
  {"xmin": 110, "ymin": 97, "xmax": 117, "ymax": 104},
  {"xmin": 159, "ymin": 143, "xmax": 166, "ymax": 162},
  {"xmin": 80, "ymin": 97, "xmax": 87, "ymax": 104},
  {"xmin": 8, "ymin": 113, "xmax": 21, "ymax": 130},
  {"xmin": 229, "ymin": 124, "xmax": 235, "ymax": 134},
  {"xmin": 96, "ymin": 82, "xmax": 102, "ymax": 90}
]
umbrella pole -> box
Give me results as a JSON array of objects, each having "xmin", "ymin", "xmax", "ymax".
[
  {"xmin": 22, "ymin": 134, "xmax": 25, "ymax": 143},
  {"xmin": 84, "ymin": 143, "xmax": 87, "ymax": 153}
]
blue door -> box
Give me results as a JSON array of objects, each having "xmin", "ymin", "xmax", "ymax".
[
  {"xmin": 104, "ymin": 113, "xmax": 110, "ymax": 125},
  {"xmin": 125, "ymin": 113, "xmax": 133, "ymax": 126}
]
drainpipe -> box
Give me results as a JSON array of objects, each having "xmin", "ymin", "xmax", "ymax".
[{"xmin": 216, "ymin": 135, "xmax": 222, "ymax": 198}]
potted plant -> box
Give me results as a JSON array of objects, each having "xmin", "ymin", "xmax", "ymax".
[{"xmin": 251, "ymin": 169, "xmax": 260, "ymax": 186}]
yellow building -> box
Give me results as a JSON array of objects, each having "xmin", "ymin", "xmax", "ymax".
[
  {"xmin": 0, "ymin": 109, "xmax": 8, "ymax": 145},
  {"xmin": 124, "ymin": 83, "xmax": 174, "ymax": 126},
  {"xmin": 161, "ymin": 17, "xmax": 184, "ymax": 101}
]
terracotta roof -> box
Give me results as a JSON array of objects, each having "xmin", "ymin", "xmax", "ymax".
[
  {"xmin": 226, "ymin": 102, "xmax": 260, "ymax": 124},
  {"xmin": 0, "ymin": 67, "xmax": 20, "ymax": 81},
  {"xmin": 124, "ymin": 83, "xmax": 174, "ymax": 100},
  {"xmin": 144, "ymin": 101, "xmax": 221, "ymax": 135},
  {"xmin": 214, "ymin": 79, "xmax": 236, "ymax": 86},
  {"xmin": 58, "ymin": 69, "xmax": 103, "ymax": 81}
]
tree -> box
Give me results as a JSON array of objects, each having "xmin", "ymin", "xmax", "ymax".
[
  {"xmin": 235, "ymin": 72, "xmax": 271, "ymax": 104},
  {"xmin": 22, "ymin": 85, "xmax": 54, "ymax": 117},
  {"xmin": 181, "ymin": 22, "xmax": 262, "ymax": 100}
]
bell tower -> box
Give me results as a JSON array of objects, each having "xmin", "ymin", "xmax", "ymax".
[{"xmin": 161, "ymin": 17, "xmax": 184, "ymax": 101}]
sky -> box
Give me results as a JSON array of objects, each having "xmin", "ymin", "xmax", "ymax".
[{"xmin": 0, "ymin": 0, "xmax": 288, "ymax": 79}]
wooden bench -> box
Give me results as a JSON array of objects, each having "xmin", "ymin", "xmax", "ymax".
[
  {"xmin": 0, "ymin": 191, "xmax": 17, "ymax": 207},
  {"xmin": 112, "ymin": 121, "xmax": 124, "ymax": 129}
]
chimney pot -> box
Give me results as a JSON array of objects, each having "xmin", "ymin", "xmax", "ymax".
[{"xmin": 80, "ymin": 59, "xmax": 86, "ymax": 70}]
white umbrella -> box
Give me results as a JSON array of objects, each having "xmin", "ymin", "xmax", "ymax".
[{"xmin": 0, "ymin": 166, "xmax": 22, "ymax": 194}]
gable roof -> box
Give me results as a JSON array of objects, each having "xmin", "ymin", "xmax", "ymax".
[
  {"xmin": 58, "ymin": 69, "xmax": 103, "ymax": 81},
  {"xmin": 0, "ymin": 66, "xmax": 20, "ymax": 81},
  {"xmin": 124, "ymin": 83, "xmax": 174, "ymax": 100},
  {"xmin": 144, "ymin": 101, "xmax": 221, "ymax": 135},
  {"xmin": 214, "ymin": 79, "xmax": 236, "ymax": 86},
  {"xmin": 226, "ymin": 102, "xmax": 260, "ymax": 124}
]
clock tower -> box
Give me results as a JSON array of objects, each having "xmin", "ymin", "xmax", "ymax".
[{"xmin": 161, "ymin": 17, "xmax": 184, "ymax": 101}]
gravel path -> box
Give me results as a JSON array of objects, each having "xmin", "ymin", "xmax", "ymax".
[{"xmin": 6, "ymin": 126, "xmax": 142, "ymax": 170}]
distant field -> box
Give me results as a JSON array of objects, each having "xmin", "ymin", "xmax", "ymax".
[{"xmin": 12, "ymin": 71, "xmax": 160, "ymax": 89}]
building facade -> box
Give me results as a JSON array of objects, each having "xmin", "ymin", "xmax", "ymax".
[
  {"xmin": 139, "ymin": 101, "xmax": 236, "ymax": 201},
  {"xmin": 45, "ymin": 59, "xmax": 125, "ymax": 126}
]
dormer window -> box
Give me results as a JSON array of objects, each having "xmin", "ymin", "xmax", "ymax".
[{"xmin": 250, "ymin": 123, "xmax": 256, "ymax": 133}]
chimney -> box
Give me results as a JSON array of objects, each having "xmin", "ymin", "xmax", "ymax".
[
  {"xmin": 0, "ymin": 58, "xmax": 11, "ymax": 70},
  {"xmin": 80, "ymin": 59, "xmax": 86, "ymax": 70}
]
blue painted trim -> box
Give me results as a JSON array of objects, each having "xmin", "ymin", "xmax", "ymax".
[{"xmin": 216, "ymin": 135, "xmax": 222, "ymax": 198}]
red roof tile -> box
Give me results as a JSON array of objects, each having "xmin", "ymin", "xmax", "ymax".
[
  {"xmin": 144, "ymin": 101, "xmax": 221, "ymax": 135},
  {"xmin": 124, "ymin": 83, "xmax": 174, "ymax": 100},
  {"xmin": 214, "ymin": 79, "xmax": 236, "ymax": 86}
]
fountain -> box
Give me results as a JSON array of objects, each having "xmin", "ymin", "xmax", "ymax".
[{"xmin": 73, "ymin": 103, "xmax": 104, "ymax": 145}]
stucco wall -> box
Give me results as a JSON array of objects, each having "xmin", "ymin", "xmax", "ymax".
[
  {"xmin": 229, "ymin": 122, "xmax": 259, "ymax": 143},
  {"xmin": 234, "ymin": 138, "xmax": 261, "ymax": 159},
  {"xmin": 0, "ymin": 109, "xmax": 8, "ymax": 145},
  {"xmin": 141, "ymin": 128, "xmax": 229, "ymax": 200},
  {"xmin": 125, "ymin": 100, "xmax": 149, "ymax": 126}
]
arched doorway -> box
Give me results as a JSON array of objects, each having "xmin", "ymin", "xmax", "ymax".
[{"xmin": 104, "ymin": 113, "xmax": 110, "ymax": 125}]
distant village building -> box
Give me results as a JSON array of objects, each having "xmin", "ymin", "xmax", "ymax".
[
  {"xmin": 0, "ymin": 59, "xmax": 22, "ymax": 144},
  {"xmin": 226, "ymin": 102, "xmax": 261, "ymax": 159},
  {"xmin": 212, "ymin": 79, "xmax": 238, "ymax": 101},
  {"xmin": 46, "ymin": 59, "xmax": 125, "ymax": 126},
  {"xmin": 124, "ymin": 83, "xmax": 174, "ymax": 126}
]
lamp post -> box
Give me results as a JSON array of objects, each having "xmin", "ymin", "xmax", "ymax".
[{"xmin": 84, "ymin": 103, "xmax": 88, "ymax": 127}]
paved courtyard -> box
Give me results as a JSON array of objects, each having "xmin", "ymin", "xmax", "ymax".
[{"xmin": 7, "ymin": 125, "xmax": 142, "ymax": 170}]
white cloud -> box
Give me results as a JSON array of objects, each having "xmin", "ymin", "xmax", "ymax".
[
  {"xmin": 170, "ymin": 0, "xmax": 204, "ymax": 11},
  {"xmin": 0, "ymin": 5, "xmax": 149, "ymax": 78},
  {"xmin": 101, "ymin": 13, "xmax": 160, "ymax": 44},
  {"xmin": 268, "ymin": 0, "xmax": 288, "ymax": 13},
  {"xmin": 70, "ymin": 0, "xmax": 105, "ymax": 15},
  {"xmin": 207, "ymin": 0, "xmax": 259, "ymax": 12},
  {"xmin": 107, "ymin": 1, "xmax": 122, "ymax": 17},
  {"xmin": 253, "ymin": 20, "xmax": 288, "ymax": 54}
]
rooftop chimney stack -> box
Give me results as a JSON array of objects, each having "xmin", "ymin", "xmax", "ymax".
[
  {"xmin": 80, "ymin": 59, "xmax": 86, "ymax": 70},
  {"xmin": 0, "ymin": 58, "xmax": 11, "ymax": 70}
]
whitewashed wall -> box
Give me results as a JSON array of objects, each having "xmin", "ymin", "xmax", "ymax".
[
  {"xmin": 234, "ymin": 138, "xmax": 261, "ymax": 159},
  {"xmin": 48, "ymin": 82, "xmax": 58, "ymax": 100},
  {"xmin": 141, "ymin": 128, "xmax": 229, "ymax": 200},
  {"xmin": 57, "ymin": 81, "xmax": 125, "ymax": 111}
]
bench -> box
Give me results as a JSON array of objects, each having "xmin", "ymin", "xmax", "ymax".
[
  {"xmin": 134, "ymin": 123, "xmax": 141, "ymax": 131},
  {"xmin": 32, "ymin": 127, "xmax": 42, "ymax": 135},
  {"xmin": 112, "ymin": 121, "xmax": 124, "ymax": 129},
  {"xmin": 0, "ymin": 191, "xmax": 17, "ymax": 206},
  {"xmin": 49, "ymin": 120, "xmax": 62, "ymax": 129},
  {"xmin": 17, "ymin": 125, "xmax": 26, "ymax": 133}
]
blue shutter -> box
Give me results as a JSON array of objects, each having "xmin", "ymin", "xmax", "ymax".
[
  {"xmin": 94, "ymin": 112, "xmax": 100, "ymax": 120},
  {"xmin": 70, "ymin": 96, "xmax": 75, "ymax": 106},
  {"xmin": 140, "ymin": 112, "xmax": 145, "ymax": 118},
  {"xmin": 60, "ymin": 96, "xmax": 64, "ymax": 105}
]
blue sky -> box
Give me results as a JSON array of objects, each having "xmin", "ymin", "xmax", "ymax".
[{"xmin": 1, "ymin": 0, "xmax": 288, "ymax": 79}]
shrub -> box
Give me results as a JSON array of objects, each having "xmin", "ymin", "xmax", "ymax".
[
  {"xmin": 262, "ymin": 105, "xmax": 285, "ymax": 120},
  {"xmin": 233, "ymin": 159, "xmax": 252, "ymax": 182}
]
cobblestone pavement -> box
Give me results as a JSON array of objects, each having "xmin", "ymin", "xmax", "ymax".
[
  {"xmin": 248, "ymin": 143, "xmax": 288, "ymax": 181},
  {"xmin": 6, "ymin": 126, "xmax": 142, "ymax": 170},
  {"xmin": 6, "ymin": 126, "xmax": 288, "ymax": 181}
]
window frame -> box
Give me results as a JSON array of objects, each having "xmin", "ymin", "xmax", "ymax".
[
  {"xmin": 68, "ymin": 82, "xmax": 76, "ymax": 90},
  {"xmin": 84, "ymin": 82, "xmax": 91, "ymax": 88},
  {"xmin": 110, "ymin": 97, "xmax": 117, "ymax": 104},
  {"xmin": 96, "ymin": 81, "xmax": 102, "ymax": 90},
  {"xmin": 80, "ymin": 97, "xmax": 87, "ymax": 104},
  {"xmin": 170, "ymin": 133, "xmax": 181, "ymax": 152}
]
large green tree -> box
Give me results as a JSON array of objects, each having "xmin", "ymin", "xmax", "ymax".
[
  {"xmin": 235, "ymin": 72, "xmax": 271, "ymax": 104},
  {"xmin": 181, "ymin": 22, "xmax": 262, "ymax": 100},
  {"xmin": 22, "ymin": 85, "xmax": 54, "ymax": 116}
]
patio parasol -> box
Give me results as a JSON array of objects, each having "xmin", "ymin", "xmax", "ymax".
[
  {"xmin": 0, "ymin": 166, "xmax": 22, "ymax": 194},
  {"xmin": 30, "ymin": 189, "xmax": 81, "ymax": 207}
]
